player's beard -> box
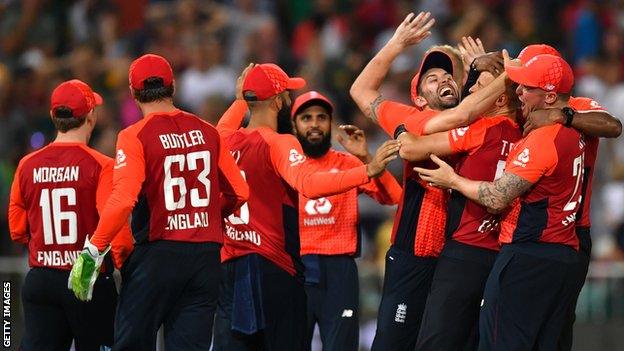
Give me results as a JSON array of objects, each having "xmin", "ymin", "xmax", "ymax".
[
  {"xmin": 297, "ymin": 129, "xmax": 332, "ymax": 158},
  {"xmin": 423, "ymin": 91, "xmax": 459, "ymax": 110}
]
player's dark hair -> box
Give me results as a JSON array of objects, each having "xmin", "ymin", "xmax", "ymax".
[
  {"xmin": 505, "ymin": 83, "xmax": 520, "ymax": 109},
  {"xmin": 132, "ymin": 77, "xmax": 174, "ymax": 103},
  {"xmin": 51, "ymin": 107, "xmax": 87, "ymax": 132}
]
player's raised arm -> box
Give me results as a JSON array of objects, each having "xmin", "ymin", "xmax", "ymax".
[
  {"xmin": 8, "ymin": 161, "xmax": 29, "ymax": 244},
  {"xmin": 217, "ymin": 64, "xmax": 254, "ymax": 135},
  {"xmin": 269, "ymin": 134, "xmax": 399, "ymax": 199},
  {"xmin": 217, "ymin": 134, "xmax": 249, "ymax": 217},
  {"xmin": 350, "ymin": 12, "xmax": 434, "ymax": 121}
]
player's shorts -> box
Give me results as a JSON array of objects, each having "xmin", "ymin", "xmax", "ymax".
[
  {"xmin": 479, "ymin": 242, "xmax": 578, "ymax": 351},
  {"xmin": 303, "ymin": 254, "xmax": 358, "ymax": 351},
  {"xmin": 114, "ymin": 240, "xmax": 221, "ymax": 351},
  {"xmin": 213, "ymin": 253, "xmax": 307, "ymax": 351},
  {"xmin": 416, "ymin": 239, "xmax": 498, "ymax": 351},
  {"xmin": 370, "ymin": 245, "xmax": 437, "ymax": 351},
  {"xmin": 21, "ymin": 267, "xmax": 117, "ymax": 351},
  {"xmin": 558, "ymin": 226, "xmax": 592, "ymax": 351}
]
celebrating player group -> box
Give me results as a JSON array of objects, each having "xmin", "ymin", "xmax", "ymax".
[{"xmin": 8, "ymin": 10, "xmax": 622, "ymax": 351}]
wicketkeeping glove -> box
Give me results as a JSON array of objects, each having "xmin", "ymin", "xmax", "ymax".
[{"xmin": 68, "ymin": 236, "xmax": 110, "ymax": 301}]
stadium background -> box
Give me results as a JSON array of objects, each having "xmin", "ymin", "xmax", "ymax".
[{"xmin": 0, "ymin": 0, "xmax": 623, "ymax": 350}]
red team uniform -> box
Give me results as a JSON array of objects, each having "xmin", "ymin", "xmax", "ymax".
[
  {"xmin": 9, "ymin": 80, "xmax": 133, "ymax": 350},
  {"xmin": 416, "ymin": 115, "xmax": 522, "ymax": 351},
  {"xmin": 368, "ymin": 50, "xmax": 456, "ymax": 351},
  {"xmin": 88, "ymin": 55, "xmax": 248, "ymax": 350}
]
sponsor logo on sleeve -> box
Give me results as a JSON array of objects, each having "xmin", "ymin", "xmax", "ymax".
[
  {"xmin": 512, "ymin": 148, "xmax": 530, "ymax": 167},
  {"xmin": 114, "ymin": 149, "xmax": 127, "ymax": 169},
  {"xmin": 288, "ymin": 149, "xmax": 306, "ymax": 166}
]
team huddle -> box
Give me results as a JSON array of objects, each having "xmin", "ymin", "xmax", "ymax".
[{"xmin": 8, "ymin": 11, "xmax": 623, "ymax": 351}]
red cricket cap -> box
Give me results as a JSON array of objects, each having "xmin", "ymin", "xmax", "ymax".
[
  {"xmin": 242, "ymin": 63, "xmax": 306, "ymax": 101},
  {"xmin": 506, "ymin": 54, "xmax": 574, "ymax": 94},
  {"xmin": 410, "ymin": 50, "xmax": 454, "ymax": 105},
  {"xmin": 291, "ymin": 91, "xmax": 334, "ymax": 118},
  {"xmin": 129, "ymin": 54, "xmax": 174, "ymax": 90},
  {"xmin": 50, "ymin": 79, "xmax": 103, "ymax": 118},
  {"xmin": 517, "ymin": 44, "xmax": 561, "ymax": 64}
]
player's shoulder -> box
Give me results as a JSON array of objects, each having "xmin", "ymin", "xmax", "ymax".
[
  {"xmin": 379, "ymin": 99, "xmax": 422, "ymax": 115},
  {"xmin": 78, "ymin": 145, "xmax": 114, "ymax": 168},
  {"xmin": 15, "ymin": 144, "xmax": 52, "ymax": 172},
  {"xmin": 569, "ymin": 96, "xmax": 605, "ymax": 112}
]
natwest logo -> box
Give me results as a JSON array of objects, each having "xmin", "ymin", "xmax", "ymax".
[
  {"xmin": 512, "ymin": 148, "xmax": 530, "ymax": 167},
  {"xmin": 304, "ymin": 197, "xmax": 332, "ymax": 215}
]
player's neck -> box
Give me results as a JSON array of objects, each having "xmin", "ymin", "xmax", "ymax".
[
  {"xmin": 138, "ymin": 100, "xmax": 178, "ymax": 117},
  {"xmin": 54, "ymin": 129, "xmax": 89, "ymax": 144},
  {"xmin": 487, "ymin": 106, "xmax": 517, "ymax": 121},
  {"xmin": 246, "ymin": 111, "xmax": 277, "ymax": 131}
]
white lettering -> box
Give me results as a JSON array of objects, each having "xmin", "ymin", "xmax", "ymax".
[
  {"xmin": 165, "ymin": 212, "xmax": 210, "ymax": 230},
  {"xmin": 32, "ymin": 167, "xmax": 79, "ymax": 183},
  {"xmin": 36, "ymin": 250, "xmax": 81, "ymax": 267},
  {"xmin": 303, "ymin": 217, "xmax": 336, "ymax": 226},
  {"xmin": 159, "ymin": 130, "xmax": 206, "ymax": 150},
  {"xmin": 225, "ymin": 224, "xmax": 261, "ymax": 246}
]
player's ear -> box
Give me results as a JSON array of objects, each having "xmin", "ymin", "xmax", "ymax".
[
  {"xmin": 544, "ymin": 92, "xmax": 558, "ymax": 105},
  {"xmin": 414, "ymin": 96, "xmax": 428, "ymax": 109},
  {"xmin": 496, "ymin": 93, "xmax": 508, "ymax": 107}
]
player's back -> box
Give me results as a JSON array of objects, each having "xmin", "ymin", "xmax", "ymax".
[
  {"xmin": 122, "ymin": 109, "xmax": 224, "ymax": 244},
  {"xmin": 13, "ymin": 142, "xmax": 109, "ymax": 270},
  {"xmin": 501, "ymin": 124, "xmax": 585, "ymax": 249},
  {"xmin": 447, "ymin": 116, "xmax": 522, "ymax": 250},
  {"xmin": 222, "ymin": 127, "xmax": 300, "ymax": 276}
]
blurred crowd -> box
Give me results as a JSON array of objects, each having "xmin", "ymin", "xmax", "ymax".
[{"xmin": 1, "ymin": 0, "xmax": 624, "ymax": 329}]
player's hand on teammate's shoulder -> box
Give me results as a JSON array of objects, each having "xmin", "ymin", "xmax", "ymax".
[
  {"xmin": 337, "ymin": 124, "xmax": 371, "ymax": 163},
  {"xmin": 236, "ymin": 63, "xmax": 255, "ymax": 100},
  {"xmin": 366, "ymin": 139, "xmax": 401, "ymax": 178},
  {"xmin": 523, "ymin": 108, "xmax": 564, "ymax": 136},
  {"xmin": 388, "ymin": 11, "xmax": 436, "ymax": 50}
]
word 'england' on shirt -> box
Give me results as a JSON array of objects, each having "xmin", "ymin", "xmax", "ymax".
[
  {"xmin": 33, "ymin": 166, "xmax": 79, "ymax": 183},
  {"xmin": 159, "ymin": 130, "xmax": 206, "ymax": 150}
]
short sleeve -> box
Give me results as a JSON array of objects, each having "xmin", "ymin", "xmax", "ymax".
[
  {"xmin": 505, "ymin": 131, "xmax": 558, "ymax": 183},
  {"xmin": 569, "ymin": 96, "xmax": 606, "ymax": 112},
  {"xmin": 446, "ymin": 118, "xmax": 487, "ymax": 154}
]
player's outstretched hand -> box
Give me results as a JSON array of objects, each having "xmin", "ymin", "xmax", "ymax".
[
  {"xmin": 337, "ymin": 125, "xmax": 370, "ymax": 162},
  {"xmin": 458, "ymin": 36, "xmax": 486, "ymax": 73},
  {"xmin": 68, "ymin": 236, "xmax": 110, "ymax": 301},
  {"xmin": 413, "ymin": 154, "xmax": 457, "ymax": 189},
  {"xmin": 389, "ymin": 12, "xmax": 435, "ymax": 49},
  {"xmin": 366, "ymin": 140, "xmax": 400, "ymax": 178},
  {"xmin": 523, "ymin": 108, "xmax": 563, "ymax": 136},
  {"xmin": 236, "ymin": 63, "xmax": 255, "ymax": 100}
]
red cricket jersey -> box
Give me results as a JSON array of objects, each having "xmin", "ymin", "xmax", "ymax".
[
  {"xmin": 378, "ymin": 100, "xmax": 447, "ymax": 257},
  {"xmin": 217, "ymin": 100, "xmax": 372, "ymax": 275},
  {"xmin": 90, "ymin": 109, "xmax": 249, "ymax": 251},
  {"xmin": 568, "ymin": 96, "xmax": 606, "ymax": 228},
  {"xmin": 298, "ymin": 150, "xmax": 401, "ymax": 256},
  {"xmin": 446, "ymin": 115, "xmax": 522, "ymax": 250},
  {"xmin": 8, "ymin": 142, "xmax": 133, "ymax": 270},
  {"xmin": 500, "ymin": 124, "xmax": 586, "ymax": 250}
]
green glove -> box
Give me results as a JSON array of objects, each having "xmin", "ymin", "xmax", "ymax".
[{"xmin": 68, "ymin": 236, "xmax": 110, "ymax": 301}]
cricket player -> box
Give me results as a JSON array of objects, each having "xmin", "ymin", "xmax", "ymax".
[
  {"xmin": 213, "ymin": 63, "xmax": 400, "ymax": 351},
  {"xmin": 69, "ymin": 54, "xmax": 249, "ymax": 350},
  {"xmin": 350, "ymin": 12, "xmax": 510, "ymax": 350},
  {"xmin": 516, "ymin": 44, "xmax": 622, "ymax": 351},
  {"xmin": 289, "ymin": 91, "xmax": 402, "ymax": 351},
  {"xmin": 9, "ymin": 79, "xmax": 133, "ymax": 350},
  {"xmin": 394, "ymin": 69, "xmax": 521, "ymax": 350},
  {"xmin": 415, "ymin": 53, "xmax": 586, "ymax": 350}
]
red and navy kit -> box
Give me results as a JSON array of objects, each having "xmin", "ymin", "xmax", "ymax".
[
  {"xmin": 500, "ymin": 124, "xmax": 586, "ymax": 250},
  {"xmin": 445, "ymin": 116, "xmax": 522, "ymax": 250},
  {"xmin": 9, "ymin": 142, "xmax": 133, "ymax": 270},
  {"xmin": 218, "ymin": 100, "xmax": 371, "ymax": 276},
  {"xmin": 89, "ymin": 109, "xmax": 248, "ymax": 250},
  {"xmin": 299, "ymin": 150, "xmax": 401, "ymax": 256},
  {"xmin": 377, "ymin": 100, "xmax": 447, "ymax": 257},
  {"xmin": 568, "ymin": 96, "xmax": 605, "ymax": 229}
]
